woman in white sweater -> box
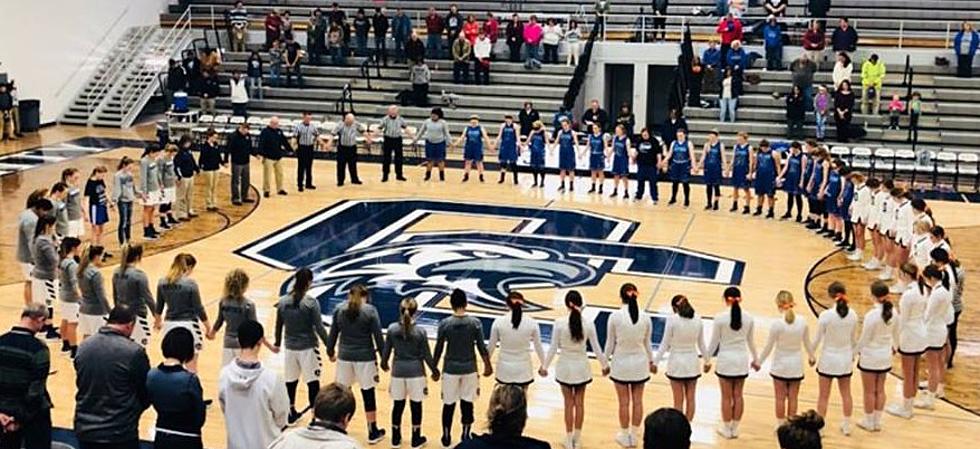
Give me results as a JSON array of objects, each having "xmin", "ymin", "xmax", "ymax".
[
  {"xmin": 917, "ymin": 264, "xmax": 953, "ymax": 410},
  {"xmin": 653, "ymin": 294, "xmax": 706, "ymax": 422},
  {"xmin": 811, "ymin": 281, "xmax": 859, "ymax": 436},
  {"xmin": 758, "ymin": 291, "xmax": 815, "ymax": 427},
  {"xmin": 541, "ymin": 290, "xmax": 609, "ymax": 449},
  {"xmin": 886, "ymin": 263, "xmax": 928, "ymax": 419},
  {"xmin": 705, "ymin": 287, "xmax": 759, "ymax": 440},
  {"xmin": 856, "ymin": 281, "xmax": 900, "ymax": 432},
  {"xmin": 229, "ymin": 71, "xmax": 249, "ymax": 117},
  {"xmin": 604, "ymin": 283, "xmax": 654, "ymax": 448},
  {"xmin": 488, "ymin": 291, "xmax": 546, "ymax": 387},
  {"xmin": 833, "ymin": 52, "xmax": 853, "ymax": 89}
]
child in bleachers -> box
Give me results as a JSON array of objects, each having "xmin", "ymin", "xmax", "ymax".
[{"xmin": 887, "ymin": 94, "xmax": 904, "ymax": 130}]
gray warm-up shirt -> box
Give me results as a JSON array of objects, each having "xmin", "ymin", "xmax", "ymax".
[
  {"xmin": 113, "ymin": 171, "xmax": 137, "ymax": 203},
  {"xmin": 53, "ymin": 199, "xmax": 69, "ymax": 237},
  {"xmin": 326, "ymin": 301, "xmax": 384, "ymax": 362},
  {"xmin": 30, "ymin": 235, "xmax": 58, "ymax": 281},
  {"xmin": 112, "ymin": 267, "xmax": 156, "ymax": 317},
  {"xmin": 274, "ymin": 294, "xmax": 330, "ymax": 351},
  {"xmin": 433, "ymin": 314, "xmax": 489, "ymax": 375},
  {"xmin": 212, "ymin": 297, "xmax": 257, "ymax": 349},
  {"xmin": 382, "ymin": 322, "xmax": 438, "ymax": 378},
  {"xmin": 80, "ymin": 266, "xmax": 110, "ymax": 316},
  {"xmin": 140, "ymin": 156, "xmax": 161, "ymax": 193},
  {"xmin": 16, "ymin": 209, "xmax": 38, "ymax": 264},
  {"xmin": 66, "ymin": 187, "xmax": 83, "ymax": 220},
  {"xmin": 160, "ymin": 157, "xmax": 177, "ymax": 189},
  {"xmin": 415, "ymin": 119, "xmax": 451, "ymax": 144},
  {"xmin": 59, "ymin": 258, "xmax": 81, "ymax": 303},
  {"xmin": 156, "ymin": 277, "xmax": 208, "ymax": 322}
]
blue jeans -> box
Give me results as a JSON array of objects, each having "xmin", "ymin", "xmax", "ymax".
[
  {"xmin": 802, "ymin": 84, "xmax": 813, "ymax": 112},
  {"xmin": 394, "ymin": 38, "xmax": 406, "ymax": 61},
  {"xmin": 427, "ymin": 34, "xmax": 442, "ymax": 59},
  {"xmin": 525, "ymin": 44, "xmax": 541, "ymax": 69},
  {"xmin": 356, "ymin": 34, "xmax": 368, "ymax": 56},
  {"xmin": 117, "ymin": 201, "xmax": 132, "ymax": 245},
  {"xmin": 248, "ymin": 76, "xmax": 263, "ymax": 99},
  {"xmin": 269, "ymin": 64, "xmax": 281, "ymax": 87},
  {"xmin": 815, "ymin": 112, "xmax": 827, "ymax": 139},
  {"xmin": 719, "ymin": 97, "xmax": 738, "ymax": 122},
  {"xmin": 636, "ymin": 165, "xmax": 659, "ymax": 200},
  {"xmin": 331, "ymin": 47, "xmax": 347, "ymax": 65}
]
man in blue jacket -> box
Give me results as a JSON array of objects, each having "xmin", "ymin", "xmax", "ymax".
[
  {"xmin": 954, "ymin": 22, "xmax": 979, "ymax": 78},
  {"xmin": 392, "ymin": 8, "xmax": 412, "ymax": 64},
  {"xmin": 762, "ymin": 15, "xmax": 783, "ymax": 70}
]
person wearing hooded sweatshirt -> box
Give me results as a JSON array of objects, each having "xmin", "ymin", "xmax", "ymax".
[
  {"xmin": 219, "ymin": 320, "xmax": 289, "ymax": 449},
  {"xmin": 268, "ymin": 383, "xmax": 364, "ymax": 449}
]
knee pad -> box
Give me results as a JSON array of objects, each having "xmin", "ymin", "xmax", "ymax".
[{"xmin": 361, "ymin": 388, "xmax": 378, "ymax": 412}]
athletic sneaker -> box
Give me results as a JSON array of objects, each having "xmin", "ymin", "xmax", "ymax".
[
  {"xmin": 615, "ymin": 431, "xmax": 632, "ymax": 447},
  {"xmin": 440, "ymin": 435, "xmax": 451, "ymax": 449},
  {"xmin": 286, "ymin": 409, "xmax": 302, "ymax": 427},
  {"xmin": 392, "ymin": 429, "xmax": 402, "ymax": 448},
  {"xmin": 913, "ymin": 391, "xmax": 935, "ymax": 410},
  {"xmin": 863, "ymin": 259, "xmax": 881, "ymax": 270},
  {"xmin": 411, "ymin": 434, "xmax": 427, "ymax": 449},
  {"xmin": 45, "ymin": 327, "xmax": 61, "ymax": 340},
  {"xmin": 715, "ymin": 425, "xmax": 734, "ymax": 440},
  {"xmin": 856, "ymin": 416, "xmax": 875, "ymax": 432},
  {"xmin": 840, "ymin": 420, "xmax": 851, "ymax": 436},
  {"xmin": 846, "ymin": 251, "xmax": 862, "ymax": 261},
  {"xmin": 368, "ymin": 428, "xmax": 387, "ymax": 445}
]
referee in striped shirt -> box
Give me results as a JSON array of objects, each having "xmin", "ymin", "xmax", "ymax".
[
  {"xmin": 293, "ymin": 112, "xmax": 325, "ymax": 191},
  {"xmin": 326, "ymin": 113, "xmax": 372, "ymax": 186},
  {"xmin": 376, "ymin": 105, "xmax": 413, "ymax": 182}
]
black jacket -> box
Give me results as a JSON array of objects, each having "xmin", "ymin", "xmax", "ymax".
[
  {"xmin": 200, "ymin": 77, "xmax": 220, "ymax": 99},
  {"xmin": 174, "ymin": 148, "xmax": 200, "ymax": 178},
  {"xmin": 808, "ymin": 0, "xmax": 831, "ymax": 17},
  {"xmin": 373, "ymin": 13, "xmax": 389, "ymax": 37},
  {"xmin": 259, "ymin": 126, "xmax": 291, "ymax": 160},
  {"xmin": 225, "ymin": 130, "xmax": 254, "ymax": 165},
  {"xmin": 455, "ymin": 434, "xmax": 551, "ymax": 449},
  {"xmin": 506, "ymin": 21, "xmax": 524, "ymax": 45},
  {"xmin": 246, "ymin": 56, "xmax": 264, "ymax": 78},
  {"xmin": 786, "ymin": 94, "xmax": 806, "ymax": 120},
  {"xmin": 406, "ymin": 38, "xmax": 425, "ymax": 62},
  {"xmin": 662, "ymin": 117, "xmax": 689, "ymax": 142},
  {"xmin": 581, "ymin": 108, "xmax": 609, "ymax": 132},
  {"xmin": 198, "ymin": 142, "xmax": 224, "ymax": 171},
  {"xmin": 518, "ymin": 108, "xmax": 540, "ymax": 136},
  {"xmin": 167, "ymin": 66, "xmax": 187, "ymax": 92},
  {"xmin": 74, "ymin": 327, "xmax": 150, "ymax": 443},
  {"xmin": 0, "ymin": 92, "xmax": 12, "ymax": 111},
  {"xmin": 0, "ymin": 327, "xmax": 51, "ymax": 424},
  {"xmin": 831, "ymin": 26, "xmax": 858, "ymax": 52}
]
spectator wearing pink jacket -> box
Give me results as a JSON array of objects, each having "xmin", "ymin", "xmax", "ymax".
[{"xmin": 523, "ymin": 15, "xmax": 544, "ymax": 70}]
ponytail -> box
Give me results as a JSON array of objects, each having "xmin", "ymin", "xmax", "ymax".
[
  {"xmin": 507, "ymin": 291, "xmax": 524, "ymax": 329},
  {"xmin": 870, "ymin": 281, "xmax": 892, "ymax": 323},
  {"xmin": 291, "ymin": 267, "xmax": 313, "ymax": 306},
  {"xmin": 141, "ymin": 144, "xmax": 162, "ymax": 159},
  {"xmin": 930, "ymin": 248, "xmax": 957, "ymax": 286},
  {"xmin": 345, "ymin": 284, "xmax": 368, "ymax": 320},
  {"xmin": 34, "ymin": 215, "xmax": 55, "ymax": 238},
  {"xmin": 775, "ymin": 290, "xmax": 795, "ymax": 325},
  {"xmin": 724, "ymin": 286, "xmax": 742, "ymax": 331},
  {"xmin": 620, "ymin": 283, "xmax": 639, "ymax": 324},
  {"xmin": 399, "ymin": 297, "xmax": 418, "ymax": 340},
  {"xmin": 900, "ymin": 262, "xmax": 926, "ymax": 296},
  {"xmin": 671, "ymin": 294, "xmax": 695, "ymax": 319},
  {"xmin": 77, "ymin": 244, "xmax": 104, "ymax": 284},
  {"xmin": 117, "ymin": 156, "xmax": 133, "ymax": 171},
  {"xmin": 565, "ymin": 290, "xmax": 584, "ymax": 342},
  {"xmin": 165, "ymin": 253, "xmax": 197, "ymax": 284},
  {"xmin": 922, "ymin": 265, "xmax": 944, "ymax": 290},
  {"xmin": 119, "ymin": 243, "xmax": 144, "ymax": 273},
  {"xmin": 828, "ymin": 281, "xmax": 848, "ymax": 318},
  {"xmin": 60, "ymin": 237, "xmax": 82, "ymax": 260},
  {"xmin": 223, "ymin": 269, "xmax": 250, "ymax": 302}
]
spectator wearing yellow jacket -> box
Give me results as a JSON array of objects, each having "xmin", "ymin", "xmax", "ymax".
[{"xmin": 860, "ymin": 54, "xmax": 886, "ymax": 115}]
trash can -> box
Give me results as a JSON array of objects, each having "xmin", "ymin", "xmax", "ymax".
[{"xmin": 18, "ymin": 99, "xmax": 40, "ymax": 133}]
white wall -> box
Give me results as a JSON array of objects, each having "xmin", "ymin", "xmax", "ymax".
[{"xmin": 0, "ymin": 0, "xmax": 169, "ymax": 124}]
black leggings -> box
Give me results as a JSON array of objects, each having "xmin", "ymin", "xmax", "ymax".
[
  {"xmin": 948, "ymin": 311, "xmax": 961, "ymax": 367},
  {"xmin": 501, "ymin": 161, "xmax": 519, "ymax": 182},
  {"xmin": 671, "ymin": 181, "xmax": 690, "ymax": 202},
  {"xmin": 285, "ymin": 380, "xmax": 320, "ymax": 411},
  {"xmin": 361, "ymin": 388, "xmax": 377, "ymax": 412},
  {"xmin": 705, "ymin": 184, "xmax": 721, "ymax": 204},
  {"xmin": 786, "ymin": 193, "xmax": 804, "ymax": 215},
  {"xmin": 531, "ymin": 168, "xmax": 546, "ymax": 185},
  {"xmin": 442, "ymin": 400, "xmax": 475, "ymax": 437},
  {"xmin": 392, "ymin": 400, "xmax": 424, "ymax": 428}
]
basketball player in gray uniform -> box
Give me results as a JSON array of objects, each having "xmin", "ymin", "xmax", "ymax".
[
  {"xmin": 78, "ymin": 245, "xmax": 110, "ymax": 340},
  {"xmin": 156, "ymin": 253, "xmax": 210, "ymax": 365},
  {"xmin": 433, "ymin": 289, "xmax": 494, "ymax": 448},
  {"xmin": 17, "ymin": 194, "xmax": 52, "ymax": 307},
  {"xmin": 112, "ymin": 243, "xmax": 160, "ymax": 346}
]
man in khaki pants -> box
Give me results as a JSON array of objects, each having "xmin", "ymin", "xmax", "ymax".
[
  {"xmin": 259, "ymin": 116, "xmax": 292, "ymax": 197},
  {"xmin": 174, "ymin": 139, "xmax": 200, "ymax": 220},
  {"xmin": 198, "ymin": 129, "xmax": 225, "ymax": 211}
]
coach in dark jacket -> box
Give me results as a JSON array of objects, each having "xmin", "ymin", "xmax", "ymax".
[
  {"xmin": 258, "ymin": 117, "xmax": 291, "ymax": 197},
  {"xmin": 224, "ymin": 122, "xmax": 256, "ymax": 204},
  {"xmin": 74, "ymin": 306, "xmax": 150, "ymax": 449},
  {"xmin": 0, "ymin": 304, "xmax": 52, "ymax": 449}
]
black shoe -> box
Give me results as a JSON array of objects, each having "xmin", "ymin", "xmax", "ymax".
[
  {"xmin": 233, "ymin": 201, "xmax": 243, "ymax": 206},
  {"xmin": 587, "ymin": 186, "xmax": 596, "ymax": 193},
  {"xmin": 730, "ymin": 203, "xmax": 738, "ymax": 212},
  {"xmin": 159, "ymin": 221, "xmax": 173, "ymax": 231},
  {"xmin": 167, "ymin": 216, "xmax": 179, "ymax": 226},
  {"xmin": 243, "ymin": 198, "xmax": 256, "ymax": 203},
  {"xmin": 796, "ymin": 215, "xmax": 803, "ymax": 222},
  {"xmin": 203, "ymin": 399, "xmax": 213, "ymax": 407},
  {"xmin": 305, "ymin": 185, "xmax": 316, "ymax": 190},
  {"xmin": 780, "ymin": 212, "xmax": 792, "ymax": 220},
  {"xmin": 287, "ymin": 409, "xmax": 302, "ymax": 427},
  {"xmin": 440, "ymin": 435, "xmax": 451, "ymax": 449},
  {"xmin": 439, "ymin": 171, "xmax": 445, "ymax": 181},
  {"xmin": 683, "ymin": 200, "xmax": 690, "ymax": 208},
  {"xmin": 805, "ymin": 222, "xmax": 820, "ymax": 229},
  {"xmin": 411, "ymin": 434, "xmax": 427, "ymax": 449},
  {"xmin": 397, "ymin": 176, "xmax": 408, "ymax": 181},
  {"xmin": 264, "ymin": 192, "xmax": 270, "ymax": 198},
  {"xmin": 668, "ymin": 199, "xmax": 676, "ymax": 205},
  {"xmin": 766, "ymin": 209, "xmax": 775, "ymax": 219},
  {"xmin": 598, "ymin": 185, "xmax": 604, "ymax": 194},
  {"xmin": 557, "ymin": 184, "xmax": 565, "ymax": 192},
  {"xmin": 479, "ymin": 174, "xmax": 485, "ymax": 183},
  {"xmin": 742, "ymin": 206, "xmax": 751, "ymax": 215},
  {"xmin": 704, "ymin": 204, "xmax": 713, "ymax": 210},
  {"xmin": 45, "ymin": 328, "xmax": 61, "ymax": 340},
  {"xmin": 498, "ymin": 173, "xmax": 506, "ymax": 184},
  {"xmin": 713, "ymin": 201, "xmax": 719, "ymax": 210},
  {"xmin": 610, "ymin": 190, "xmax": 618, "ymax": 198},
  {"xmin": 102, "ymin": 251, "xmax": 113, "ymax": 259},
  {"xmin": 424, "ymin": 171, "xmax": 432, "ymax": 181},
  {"xmin": 392, "ymin": 429, "xmax": 402, "ymax": 448},
  {"xmin": 278, "ymin": 190, "xmax": 288, "ymax": 195},
  {"xmin": 382, "ymin": 176, "xmax": 390, "ymax": 183},
  {"xmin": 298, "ymin": 186, "xmax": 304, "ymax": 192},
  {"xmin": 368, "ymin": 427, "xmax": 386, "ymax": 445},
  {"xmin": 352, "ymin": 180, "xmax": 363, "ymax": 185},
  {"xmin": 753, "ymin": 207, "xmax": 763, "ymax": 216},
  {"xmin": 462, "ymin": 174, "xmax": 469, "ymax": 182}
]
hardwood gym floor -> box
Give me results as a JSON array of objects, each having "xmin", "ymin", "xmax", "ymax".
[{"xmin": 1, "ymin": 126, "xmax": 978, "ymax": 449}]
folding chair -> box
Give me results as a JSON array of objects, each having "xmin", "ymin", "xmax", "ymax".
[{"xmin": 958, "ymin": 152, "xmax": 980, "ymax": 192}]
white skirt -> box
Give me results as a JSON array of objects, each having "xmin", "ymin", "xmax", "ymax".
[
  {"xmin": 769, "ymin": 350, "xmax": 804, "ymax": 381},
  {"xmin": 817, "ymin": 348, "xmax": 854, "ymax": 377},
  {"xmin": 78, "ymin": 313, "xmax": 106, "ymax": 337},
  {"xmin": 609, "ymin": 351, "xmax": 650, "ymax": 384},
  {"xmin": 665, "ymin": 349, "xmax": 701, "ymax": 380},
  {"xmin": 715, "ymin": 349, "xmax": 750, "ymax": 378},
  {"xmin": 898, "ymin": 323, "xmax": 928, "ymax": 354},
  {"xmin": 555, "ymin": 352, "xmax": 593, "ymax": 386},
  {"xmin": 926, "ymin": 323, "xmax": 948, "ymax": 350},
  {"xmin": 496, "ymin": 353, "xmax": 534, "ymax": 385}
]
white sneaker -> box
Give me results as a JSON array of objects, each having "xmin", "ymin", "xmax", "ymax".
[
  {"xmin": 877, "ymin": 269, "xmax": 893, "ymax": 281},
  {"xmin": 715, "ymin": 425, "xmax": 734, "ymax": 439},
  {"xmin": 730, "ymin": 422, "xmax": 740, "ymax": 439},
  {"xmin": 856, "ymin": 416, "xmax": 875, "ymax": 432},
  {"xmin": 913, "ymin": 392, "xmax": 935, "ymax": 410},
  {"xmin": 840, "ymin": 420, "xmax": 852, "ymax": 436},
  {"xmin": 886, "ymin": 402, "xmax": 914, "ymax": 419},
  {"xmin": 564, "ymin": 434, "xmax": 574, "ymax": 449},
  {"xmin": 847, "ymin": 251, "xmax": 862, "ymax": 261},
  {"xmin": 615, "ymin": 431, "xmax": 631, "ymax": 448},
  {"xmin": 863, "ymin": 259, "xmax": 881, "ymax": 270}
]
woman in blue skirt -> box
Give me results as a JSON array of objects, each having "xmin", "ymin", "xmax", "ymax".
[
  {"xmin": 608, "ymin": 124, "xmax": 632, "ymax": 198},
  {"xmin": 587, "ymin": 124, "xmax": 609, "ymax": 194},
  {"xmin": 453, "ymin": 115, "xmax": 493, "ymax": 183},
  {"xmin": 696, "ymin": 129, "xmax": 725, "ymax": 211},
  {"xmin": 526, "ymin": 121, "xmax": 550, "ymax": 188},
  {"xmin": 555, "ymin": 118, "xmax": 581, "ymax": 192},
  {"xmin": 751, "ymin": 138, "xmax": 782, "ymax": 219},
  {"xmin": 776, "ymin": 141, "xmax": 806, "ymax": 221},
  {"xmin": 665, "ymin": 128, "xmax": 693, "ymax": 207},
  {"xmin": 493, "ymin": 115, "xmax": 521, "ymax": 184},
  {"xmin": 729, "ymin": 131, "xmax": 752, "ymax": 214},
  {"xmin": 413, "ymin": 108, "xmax": 453, "ymax": 182}
]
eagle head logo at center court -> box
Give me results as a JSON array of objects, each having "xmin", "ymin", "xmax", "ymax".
[{"xmin": 236, "ymin": 199, "xmax": 744, "ymax": 346}]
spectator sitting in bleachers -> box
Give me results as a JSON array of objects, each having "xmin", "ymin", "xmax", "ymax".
[
  {"xmin": 860, "ymin": 53, "xmax": 885, "ymax": 115},
  {"xmin": 392, "ymin": 8, "xmax": 412, "ymax": 63},
  {"xmin": 832, "ymin": 51, "xmax": 852, "ymax": 89},
  {"xmin": 831, "ymin": 18, "xmax": 858, "ymax": 54},
  {"xmin": 452, "ymin": 32, "xmax": 472, "ymax": 84},
  {"xmin": 406, "ymin": 31, "xmax": 426, "ymax": 64},
  {"xmin": 762, "ymin": 15, "xmax": 783, "ymax": 71},
  {"xmin": 283, "ymin": 36, "xmax": 304, "ymax": 88},
  {"xmin": 264, "ymin": 9, "xmax": 282, "ymax": 50},
  {"xmin": 582, "ymin": 100, "xmax": 609, "ymax": 133},
  {"xmin": 445, "ymin": 4, "xmax": 464, "ymax": 46},
  {"xmin": 802, "ymin": 20, "xmax": 826, "ymax": 64},
  {"xmin": 763, "ymin": 0, "xmax": 788, "ymax": 17},
  {"xmin": 167, "ymin": 59, "xmax": 187, "ymax": 98},
  {"xmin": 426, "ymin": 7, "xmax": 445, "ymax": 60},
  {"xmin": 954, "ymin": 22, "xmax": 979, "ymax": 78},
  {"xmin": 327, "ymin": 2, "xmax": 346, "ymax": 26},
  {"xmin": 807, "ymin": 0, "xmax": 831, "ymax": 28},
  {"xmin": 542, "ymin": 18, "xmax": 563, "ymax": 64},
  {"xmin": 410, "ymin": 59, "xmax": 431, "ymax": 107},
  {"xmin": 182, "ymin": 50, "xmax": 202, "ymax": 95},
  {"xmin": 474, "ymin": 31, "xmax": 492, "ymax": 85},
  {"xmin": 506, "ymin": 14, "xmax": 524, "ymax": 63},
  {"xmin": 200, "ymin": 70, "xmax": 219, "ymax": 116},
  {"xmin": 230, "ymin": 71, "xmax": 249, "ymax": 118},
  {"xmin": 229, "ymin": 1, "xmax": 248, "ymax": 52},
  {"xmin": 353, "ymin": 8, "xmax": 370, "ymax": 57},
  {"xmin": 328, "ymin": 26, "xmax": 345, "ymax": 65}
]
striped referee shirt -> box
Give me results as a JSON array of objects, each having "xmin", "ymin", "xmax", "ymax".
[
  {"xmin": 294, "ymin": 122, "xmax": 320, "ymax": 146},
  {"xmin": 377, "ymin": 115, "xmax": 406, "ymax": 138},
  {"xmin": 332, "ymin": 122, "xmax": 362, "ymax": 147}
]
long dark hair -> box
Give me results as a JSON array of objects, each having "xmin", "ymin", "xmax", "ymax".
[
  {"xmin": 930, "ymin": 247, "xmax": 957, "ymax": 288},
  {"xmin": 900, "ymin": 262, "xmax": 927, "ymax": 296},
  {"xmin": 565, "ymin": 290, "xmax": 584, "ymax": 342},
  {"xmin": 506, "ymin": 291, "xmax": 524, "ymax": 329},
  {"xmin": 291, "ymin": 268, "xmax": 313, "ymax": 306},
  {"xmin": 60, "ymin": 237, "xmax": 82, "ymax": 260},
  {"xmin": 620, "ymin": 283, "xmax": 639, "ymax": 324},
  {"xmin": 922, "ymin": 264, "xmax": 944, "ymax": 290},
  {"xmin": 870, "ymin": 281, "xmax": 893, "ymax": 324},
  {"xmin": 34, "ymin": 215, "xmax": 56, "ymax": 238},
  {"xmin": 723, "ymin": 286, "xmax": 742, "ymax": 331},
  {"xmin": 671, "ymin": 294, "xmax": 695, "ymax": 319},
  {"xmin": 828, "ymin": 281, "xmax": 848, "ymax": 318},
  {"xmin": 119, "ymin": 243, "xmax": 143, "ymax": 272},
  {"xmin": 345, "ymin": 284, "xmax": 369, "ymax": 320}
]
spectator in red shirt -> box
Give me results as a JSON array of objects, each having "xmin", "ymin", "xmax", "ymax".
[
  {"xmin": 802, "ymin": 20, "xmax": 826, "ymax": 64},
  {"xmin": 264, "ymin": 10, "xmax": 283, "ymax": 50},
  {"xmin": 484, "ymin": 12, "xmax": 500, "ymax": 59},
  {"xmin": 463, "ymin": 14, "xmax": 480, "ymax": 44},
  {"xmin": 425, "ymin": 7, "xmax": 445, "ymax": 59},
  {"xmin": 715, "ymin": 13, "xmax": 743, "ymax": 64}
]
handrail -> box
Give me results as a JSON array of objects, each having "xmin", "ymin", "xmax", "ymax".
[
  {"xmin": 85, "ymin": 26, "xmax": 156, "ymax": 120},
  {"xmin": 335, "ymin": 83, "xmax": 355, "ymax": 115},
  {"xmin": 56, "ymin": 7, "xmax": 130, "ymax": 99}
]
